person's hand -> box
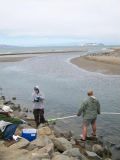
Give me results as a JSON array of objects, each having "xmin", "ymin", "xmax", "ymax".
[{"xmin": 20, "ymin": 119, "xmax": 27, "ymax": 124}]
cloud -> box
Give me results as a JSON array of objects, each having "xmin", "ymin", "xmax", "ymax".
[{"xmin": 0, "ymin": 0, "xmax": 120, "ymax": 44}]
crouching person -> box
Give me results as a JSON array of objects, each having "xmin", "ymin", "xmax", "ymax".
[
  {"xmin": 77, "ymin": 90, "xmax": 100, "ymax": 141},
  {"xmin": 0, "ymin": 105, "xmax": 23, "ymax": 140}
]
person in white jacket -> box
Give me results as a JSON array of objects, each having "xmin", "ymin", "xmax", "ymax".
[{"xmin": 32, "ymin": 86, "xmax": 46, "ymax": 127}]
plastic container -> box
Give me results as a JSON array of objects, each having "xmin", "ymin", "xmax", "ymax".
[{"xmin": 21, "ymin": 128, "xmax": 37, "ymax": 142}]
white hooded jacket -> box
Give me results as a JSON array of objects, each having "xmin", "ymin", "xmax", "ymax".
[{"xmin": 32, "ymin": 91, "xmax": 45, "ymax": 109}]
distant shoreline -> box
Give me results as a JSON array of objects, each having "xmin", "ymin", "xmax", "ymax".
[
  {"xmin": 71, "ymin": 48, "xmax": 120, "ymax": 75},
  {"xmin": 0, "ymin": 50, "xmax": 82, "ymax": 62},
  {"xmin": 0, "ymin": 49, "xmax": 82, "ymax": 56}
]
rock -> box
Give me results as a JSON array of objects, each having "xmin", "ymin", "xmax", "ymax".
[
  {"xmin": 92, "ymin": 144, "xmax": 104, "ymax": 156},
  {"xmin": 4, "ymin": 100, "xmax": 14, "ymax": 106},
  {"xmin": 85, "ymin": 150, "xmax": 99, "ymax": 158},
  {"xmin": 70, "ymin": 138, "xmax": 76, "ymax": 145},
  {"xmin": 115, "ymin": 144, "xmax": 120, "ymax": 150},
  {"xmin": 28, "ymin": 135, "xmax": 52, "ymax": 150},
  {"xmin": 84, "ymin": 143, "xmax": 92, "ymax": 151},
  {"xmin": 9, "ymin": 138, "xmax": 30, "ymax": 149},
  {"xmin": 12, "ymin": 97, "xmax": 16, "ymax": 100},
  {"xmin": 4, "ymin": 101, "xmax": 20, "ymax": 112},
  {"xmin": 0, "ymin": 99, "xmax": 5, "ymax": 105},
  {"xmin": 38, "ymin": 126, "xmax": 52, "ymax": 136},
  {"xmin": 0, "ymin": 140, "xmax": 4, "ymax": 145},
  {"xmin": 111, "ymin": 145, "xmax": 120, "ymax": 160},
  {"xmin": 52, "ymin": 137, "xmax": 72, "ymax": 152},
  {"xmin": 32, "ymin": 152, "xmax": 50, "ymax": 160},
  {"xmin": 1, "ymin": 96, "xmax": 5, "ymax": 100},
  {"xmin": 16, "ymin": 104, "xmax": 21, "ymax": 111},
  {"xmin": 52, "ymin": 126, "xmax": 63, "ymax": 137},
  {"xmin": 33, "ymin": 143, "xmax": 54, "ymax": 159},
  {"xmin": 60, "ymin": 131, "xmax": 73, "ymax": 140},
  {"xmin": 40, "ymin": 159, "xmax": 50, "ymax": 160},
  {"xmin": 63, "ymin": 148, "xmax": 82, "ymax": 159},
  {"xmin": 52, "ymin": 154, "xmax": 73, "ymax": 160},
  {"xmin": 53, "ymin": 126, "xmax": 73, "ymax": 139},
  {"xmin": 53, "ymin": 152, "xmax": 61, "ymax": 156},
  {"xmin": 17, "ymin": 111, "xmax": 27, "ymax": 118},
  {"xmin": 103, "ymin": 146, "xmax": 112, "ymax": 157},
  {"xmin": 22, "ymin": 107, "xmax": 28, "ymax": 112},
  {"xmin": 97, "ymin": 136, "xmax": 104, "ymax": 145},
  {"xmin": 40, "ymin": 143, "xmax": 54, "ymax": 158},
  {"xmin": 2, "ymin": 148, "xmax": 29, "ymax": 160},
  {"xmin": 38, "ymin": 123, "xmax": 47, "ymax": 128},
  {"xmin": 48, "ymin": 133, "xmax": 56, "ymax": 140}
]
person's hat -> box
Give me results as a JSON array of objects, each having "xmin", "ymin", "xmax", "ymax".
[
  {"xmin": 34, "ymin": 85, "xmax": 39, "ymax": 90},
  {"xmin": 2, "ymin": 105, "xmax": 13, "ymax": 113}
]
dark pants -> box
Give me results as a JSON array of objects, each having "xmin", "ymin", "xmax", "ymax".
[
  {"xmin": 33, "ymin": 109, "xmax": 45, "ymax": 127},
  {"xmin": 3, "ymin": 124, "xmax": 18, "ymax": 140}
]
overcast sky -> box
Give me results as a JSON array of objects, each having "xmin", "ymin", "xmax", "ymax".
[{"xmin": 0, "ymin": 0, "xmax": 120, "ymax": 46}]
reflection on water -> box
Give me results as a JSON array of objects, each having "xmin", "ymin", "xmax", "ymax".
[{"xmin": 0, "ymin": 51, "xmax": 120, "ymax": 144}]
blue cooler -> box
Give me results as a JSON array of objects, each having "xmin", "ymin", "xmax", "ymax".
[{"xmin": 21, "ymin": 128, "xmax": 37, "ymax": 142}]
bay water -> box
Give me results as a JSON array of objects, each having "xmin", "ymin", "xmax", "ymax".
[{"xmin": 0, "ymin": 47, "xmax": 120, "ymax": 143}]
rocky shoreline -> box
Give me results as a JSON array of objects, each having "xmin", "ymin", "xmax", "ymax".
[{"xmin": 0, "ymin": 96, "xmax": 119, "ymax": 160}]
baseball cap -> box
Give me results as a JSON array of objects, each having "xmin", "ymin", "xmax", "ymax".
[{"xmin": 2, "ymin": 105, "xmax": 13, "ymax": 113}]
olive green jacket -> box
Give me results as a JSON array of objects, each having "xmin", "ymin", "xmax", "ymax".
[
  {"xmin": 78, "ymin": 96, "xmax": 100, "ymax": 120},
  {"xmin": 0, "ymin": 113, "xmax": 22, "ymax": 124}
]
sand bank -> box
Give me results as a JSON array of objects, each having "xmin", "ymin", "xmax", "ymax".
[
  {"xmin": 71, "ymin": 48, "xmax": 120, "ymax": 75},
  {"xmin": 0, "ymin": 49, "xmax": 82, "ymax": 62},
  {"xmin": 0, "ymin": 54, "xmax": 36, "ymax": 62}
]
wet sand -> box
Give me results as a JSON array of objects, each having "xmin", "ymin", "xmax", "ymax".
[
  {"xmin": 71, "ymin": 48, "xmax": 120, "ymax": 75},
  {"xmin": 0, "ymin": 54, "xmax": 34, "ymax": 62},
  {"xmin": 0, "ymin": 49, "xmax": 82, "ymax": 62}
]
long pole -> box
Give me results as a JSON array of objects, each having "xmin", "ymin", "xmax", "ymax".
[
  {"xmin": 101, "ymin": 112, "xmax": 120, "ymax": 115},
  {"xmin": 48, "ymin": 112, "xmax": 120, "ymax": 122}
]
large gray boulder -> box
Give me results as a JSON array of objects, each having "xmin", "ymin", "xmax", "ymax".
[
  {"xmin": 1, "ymin": 148, "xmax": 29, "ymax": 160},
  {"xmin": 28, "ymin": 135, "xmax": 52, "ymax": 150},
  {"xmin": 16, "ymin": 111, "xmax": 27, "ymax": 118},
  {"xmin": 85, "ymin": 151, "xmax": 101, "ymax": 159},
  {"xmin": 38, "ymin": 126, "xmax": 52, "ymax": 136},
  {"xmin": 53, "ymin": 126, "xmax": 73, "ymax": 139},
  {"xmin": 31, "ymin": 152, "xmax": 50, "ymax": 160},
  {"xmin": 92, "ymin": 144, "xmax": 104, "ymax": 156},
  {"xmin": 9, "ymin": 138, "xmax": 30, "ymax": 149},
  {"xmin": 52, "ymin": 137, "xmax": 72, "ymax": 152},
  {"xmin": 52, "ymin": 154, "xmax": 75, "ymax": 160},
  {"xmin": 63, "ymin": 148, "xmax": 82, "ymax": 159},
  {"xmin": 31, "ymin": 143, "xmax": 54, "ymax": 159}
]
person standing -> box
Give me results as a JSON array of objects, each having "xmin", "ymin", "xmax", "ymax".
[
  {"xmin": 32, "ymin": 86, "xmax": 46, "ymax": 128},
  {"xmin": 77, "ymin": 90, "xmax": 100, "ymax": 141}
]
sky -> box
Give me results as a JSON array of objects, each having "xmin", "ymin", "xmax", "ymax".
[{"xmin": 0, "ymin": 0, "xmax": 120, "ymax": 46}]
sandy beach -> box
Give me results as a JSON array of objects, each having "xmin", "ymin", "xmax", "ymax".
[{"xmin": 71, "ymin": 48, "xmax": 120, "ymax": 75}]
